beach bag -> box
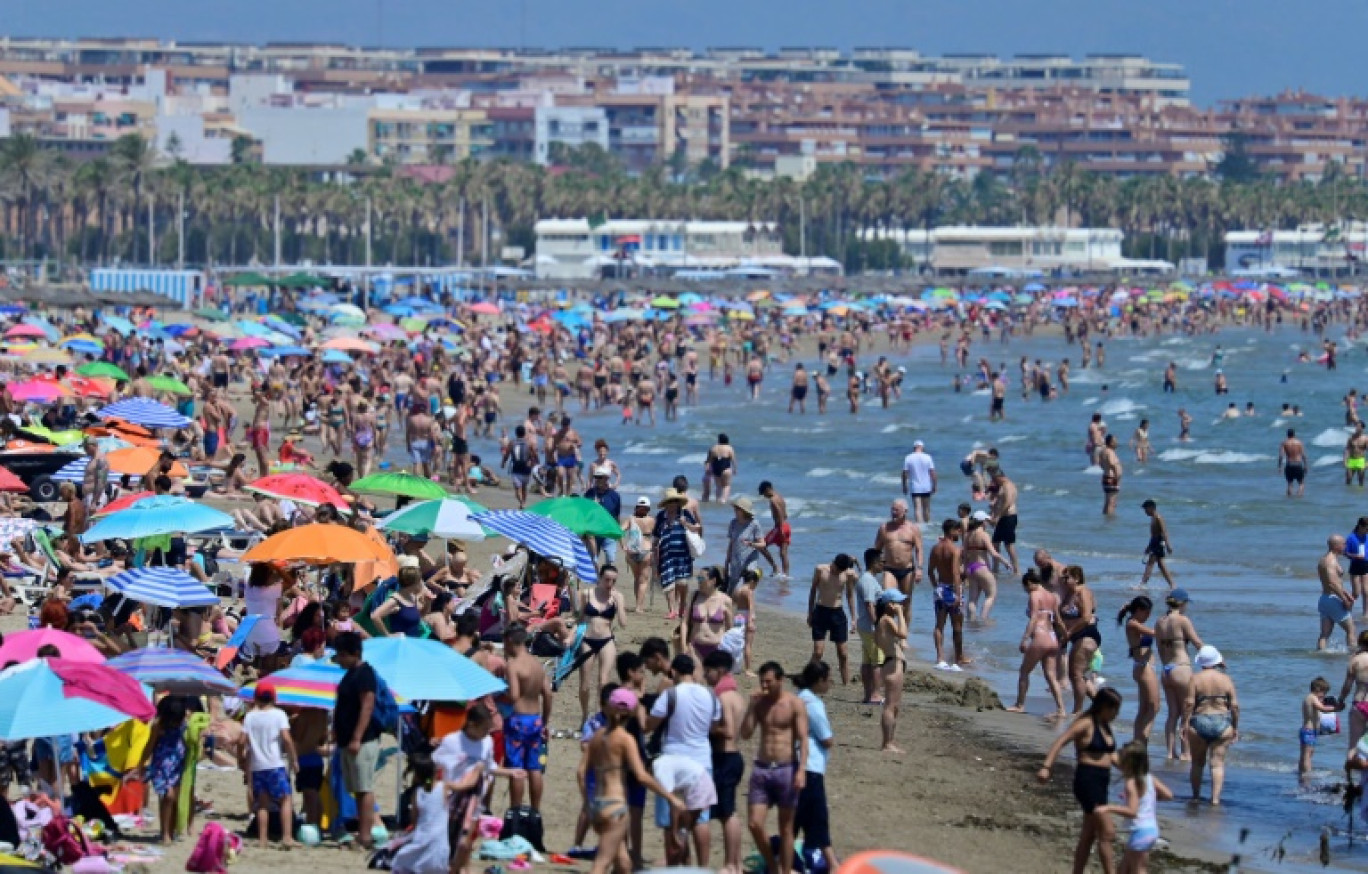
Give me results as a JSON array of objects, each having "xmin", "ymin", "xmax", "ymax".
[
  {"xmin": 498, "ymin": 805, "xmax": 545, "ymax": 853},
  {"xmin": 622, "ymin": 520, "xmax": 645, "ymax": 560},
  {"xmin": 186, "ymin": 821, "xmax": 241, "ymax": 874},
  {"xmin": 42, "ymin": 815, "xmax": 101, "ymax": 865},
  {"xmin": 686, "ymin": 530, "xmax": 706, "ymax": 560}
]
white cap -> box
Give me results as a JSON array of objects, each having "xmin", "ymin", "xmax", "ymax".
[
  {"xmin": 913, "ymin": 440, "xmax": 925, "ymax": 449},
  {"xmin": 971, "ymin": 510, "xmax": 990, "ymax": 522},
  {"xmin": 636, "ymin": 496, "xmax": 651, "ymax": 508},
  {"xmin": 1194, "ymin": 645, "xmax": 1223, "ymax": 669}
]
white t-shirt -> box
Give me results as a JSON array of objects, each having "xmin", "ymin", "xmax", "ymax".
[
  {"xmin": 649, "ymin": 682, "xmax": 720, "ymax": 761},
  {"xmin": 903, "ymin": 451, "xmax": 936, "ymax": 494},
  {"xmin": 243, "ymin": 706, "xmax": 291, "ymax": 772},
  {"xmin": 434, "ymin": 730, "xmax": 495, "ymax": 785}
]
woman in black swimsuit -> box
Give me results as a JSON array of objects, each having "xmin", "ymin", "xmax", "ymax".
[
  {"xmin": 1039, "ymin": 687, "xmax": 1123, "ymax": 874},
  {"xmin": 577, "ymin": 565, "xmax": 627, "ymax": 725},
  {"xmin": 1058, "ymin": 565, "xmax": 1101, "ymax": 714}
]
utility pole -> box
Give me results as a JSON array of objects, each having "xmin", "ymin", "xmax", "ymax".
[
  {"xmin": 147, "ymin": 197, "xmax": 155, "ymax": 265},
  {"xmin": 457, "ymin": 198, "xmax": 465, "ymax": 268},
  {"xmin": 480, "ymin": 197, "xmax": 490, "ymax": 296},
  {"xmin": 364, "ymin": 196, "xmax": 373, "ymax": 310},
  {"xmin": 176, "ymin": 190, "xmax": 185, "ymax": 270},
  {"xmin": 273, "ymin": 195, "xmax": 281, "ymax": 268}
]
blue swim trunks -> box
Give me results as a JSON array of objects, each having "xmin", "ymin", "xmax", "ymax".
[
  {"xmin": 1319, "ymin": 593, "xmax": 1351, "ymax": 624},
  {"xmin": 505, "ymin": 713, "xmax": 546, "ymax": 773},
  {"xmin": 252, "ymin": 767, "xmax": 292, "ymax": 800}
]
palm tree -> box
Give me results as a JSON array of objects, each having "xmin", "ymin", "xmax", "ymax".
[{"xmin": 0, "ymin": 133, "xmax": 56, "ymax": 259}]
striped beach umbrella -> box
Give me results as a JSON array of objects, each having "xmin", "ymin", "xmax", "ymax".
[
  {"xmin": 106, "ymin": 566, "xmax": 219, "ymax": 609},
  {"xmin": 108, "ymin": 648, "xmax": 236, "ymax": 695},
  {"xmin": 378, "ymin": 498, "xmax": 487, "ymax": 540},
  {"xmin": 472, "ymin": 509, "xmax": 598, "ymax": 583},
  {"xmin": 95, "ymin": 398, "xmax": 192, "ymax": 429},
  {"xmin": 239, "ymin": 663, "xmax": 345, "ymax": 709}
]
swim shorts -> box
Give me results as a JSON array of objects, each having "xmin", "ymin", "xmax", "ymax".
[
  {"xmin": 764, "ymin": 522, "xmax": 792, "ymax": 547},
  {"xmin": 505, "ymin": 713, "xmax": 546, "ymax": 772},
  {"xmin": 252, "ymin": 767, "xmax": 292, "ymax": 801},
  {"xmin": 1127, "ymin": 826, "xmax": 1160, "ymax": 852},
  {"xmin": 809, "ymin": 605, "xmax": 849, "ymax": 644},
  {"xmin": 1145, "ymin": 537, "xmax": 1168, "ymax": 559},
  {"xmin": 748, "ymin": 760, "xmax": 799, "ymax": 809},
  {"xmin": 410, "ymin": 440, "xmax": 433, "ymax": 465},
  {"xmin": 991, "ymin": 513, "xmax": 1018, "ymax": 546},
  {"xmin": 710, "ymin": 750, "xmax": 745, "ymax": 820},
  {"xmin": 1319, "ymin": 593, "xmax": 1352, "ymax": 624},
  {"xmin": 859, "ymin": 631, "xmax": 880, "ymax": 666},
  {"xmin": 1299, "ymin": 726, "xmax": 1317, "ymax": 748},
  {"xmin": 1348, "ymin": 458, "xmax": 1366, "ymax": 472},
  {"xmin": 1284, "ymin": 463, "xmax": 1306, "ymax": 484}
]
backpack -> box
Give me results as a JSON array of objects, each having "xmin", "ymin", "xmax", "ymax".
[
  {"xmin": 186, "ymin": 822, "xmax": 242, "ymax": 874},
  {"xmin": 42, "ymin": 815, "xmax": 102, "ymax": 865},
  {"xmin": 369, "ymin": 668, "xmax": 401, "ymax": 736},
  {"xmin": 499, "ymin": 805, "xmax": 545, "ymax": 852}
]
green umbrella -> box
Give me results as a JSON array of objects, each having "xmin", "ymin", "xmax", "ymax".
[
  {"xmin": 76, "ymin": 361, "xmax": 130, "ymax": 381},
  {"xmin": 376, "ymin": 498, "xmax": 489, "ymax": 540},
  {"xmin": 650, "ymin": 296, "xmax": 681, "ymax": 309},
  {"xmin": 528, "ymin": 496, "xmax": 622, "ymax": 540},
  {"xmin": 147, "ymin": 375, "xmax": 192, "ymax": 396},
  {"xmin": 350, "ymin": 472, "xmax": 449, "ymax": 500},
  {"xmin": 194, "ymin": 307, "xmax": 230, "ymax": 322},
  {"xmin": 276, "ymin": 312, "xmax": 309, "ymax": 327}
]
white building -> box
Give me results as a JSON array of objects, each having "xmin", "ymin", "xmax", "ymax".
[
  {"xmin": 237, "ymin": 103, "xmax": 371, "ymax": 165},
  {"xmin": 862, "ymin": 226, "xmax": 1169, "ymax": 276},
  {"xmin": 1224, "ymin": 224, "xmax": 1367, "ymax": 275},
  {"xmin": 534, "ymin": 106, "xmax": 609, "ymax": 164},
  {"xmin": 534, "ymin": 219, "xmax": 784, "ymax": 280}
]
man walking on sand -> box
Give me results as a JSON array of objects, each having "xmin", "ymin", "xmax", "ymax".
[
  {"xmin": 504, "ymin": 624, "xmax": 552, "ymax": 810},
  {"xmin": 1140, "ymin": 499, "xmax": 1175, "ymax": 588},
  {"xmin": 333, "ymin": 632, "xmax": 380, "ymax": 850},
  {"xmin": 901, "ymin": 440, "xmax": 937, "ymax": 524},
  {"xmin": 806, "ymin": 554, "xmax": 859, "ymax": 685},
  {"xmin": 741, "ymin": 662, "xmax": 808, "ymax": 874},
  {"xmin": 704, "ymin": 650, "xmax": 747, "ymax": 874}
]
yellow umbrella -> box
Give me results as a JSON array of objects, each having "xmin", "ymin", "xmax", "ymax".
[
  {"xmin": 730, "ymin": 310, "xmax": 756, "ymax": 321},
  {"xmin": 23, "ymin": 347, "xmax": 73, "ymax": 365}
]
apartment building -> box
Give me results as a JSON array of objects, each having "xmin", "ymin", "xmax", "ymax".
[
  {"xmin": 367, "ymin": 107, "xmax": 494, "ymax": 163},
  {"xmin": 534, "ymin": 218, "xmax": 782, "ymax": 279}
]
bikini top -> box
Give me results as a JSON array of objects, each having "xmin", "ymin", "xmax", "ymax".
[
  {"xmin": 1060, "ymin": 601, "xmax": 1081, "ymax": 620},
  {"xmin": 692, "ymin": 600, "xmax": 726, "ymax": 624},
  {"xmin": 584, "ymin": 596, "xmax": 617, "ymax": 621},
  {"xmin": 1138, "ymin": 633, "xmax": 1154, "ymax": 648},
  {"xmin": 1084, "ymin": 719, "xmax": 1116, "ymax": 754},
  {"xmin": 1195, "ymin": 692, "xmax": 1232, "ymax": 709}
]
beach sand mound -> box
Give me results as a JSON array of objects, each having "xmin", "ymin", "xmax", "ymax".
[{"xmin": 905, "ymin": 669, "xmax": 1004, "ymax": 711}]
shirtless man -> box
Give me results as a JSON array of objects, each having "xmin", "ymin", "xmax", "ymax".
[
  {"xmin": 740, "ymin": 663, "xmax": 808, "ymax": 874},
  {"xmin": 788, "ymin": 365, "xmax": 809, "ymax": 414},
  {"xmin": 703, "ymin": 650, "xmax": 747, "ymax": 874},
  {"xmin": 406, "ymin": 406, "xmax": 435, "ymax": 479},
  {"xmin": 635, "ymin": 379, "xmax": 656, "ymax": 427},
  {"xmin": 1140, "ymin": 499, "xmax": 1175, "ymax": 588},
  {"xmin": 1086, "ymin": 413, "xmax": 1107, "ymax": 466},
  {"xmin": 988, "ymin": 468, "xmax": 1020, "ymax": 574},
  {"xmin": 873, "ymin": 500, "xmax": 922, "ymax": 620},
  {"xmin": 805, "ymin": 554, "xmax": 859, "ymax": 684},
  {"xmin": 989, "ymin": 372, "xmax": 1006, "ymax": 421},
  {"xmin": 1099, "ymin": 434, "xmax": 1123, "ymax": 516},
  {"xmin": 1318, "ymin": 535, "xmax": 1356, "ymax": 651},
  {"xmin": 1345, "ymin": 423, "xmax": 1368, "ymax": 487},
  {"xmin": 201, "ymin": 388, "xmax": 230, "ymax": 462},
  {"xmin": 247, "ymin": 391, "xmax": 271, "ymax": 477},
  {"xmin": 758, "ymin": 481, "xmax": 791, "ymax": 579},
  {"xmin": 927, "ymin": 519, "xmax": 967, "ymax": 669},
  {"xmin": 684, "ymin": 346, "xmax": 700, "ymax": 406},
  {"xmin": 846, "ymin": 375, "xmax": 860, "ymax": 415},
  {"xmin": 745, "ymin": 356, "xmax": 764, "ymax": 402},
  {"xmin": 448, "ymin": 401, "xmax": 472, "ymax": 494},
  {"xmin": 1033, "ymin": 549, "xmax": 1068, "ymax": 595},
  {"xmin": 814, "ymin": 372, "xmax": 830, "ymax": 415},
  {"xmin": 552, "ymin": 416, "xmax": 582, "ymax": 496},
  {"xmin": 504, "ymin": 624, "xmax": 552, "ymax": 810}
]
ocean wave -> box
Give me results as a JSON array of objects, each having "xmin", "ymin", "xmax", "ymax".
[
  {"xmin": 1082, "ymin": 464, "xmax": 1103, "ymax": 475},
  {"xmin": 1158, "ymin": 448, "xmax": 1203, "ymax": 462},
  {"xmin": 1314, "ymin": 455, "xmax": 1342, "ymax": 468},
  {"xmin": 1113, "ymin": 412, "xmax": 1137, "ymax": 421},
  {"xmin": 1179, "ymin": 358, "xmax": 1210, "ymax": 371},
  {"xmin": 1312, "ymin": 427, "xmax": 1353, "ymax": 447},
  {"xmin": 1081, "ymin": 396, "xmax": 1099, "ymax": 406},
  {"xmin": 675, "ymin": 453, "xmax": 706, "ymax": 465},
  {"xmin": 1098, "ymin": 398, "xmax": 1144, "ymax": 416},
  {"xmin": 996, "ymin": 435, "xmax": 1028, "ymax": 443},
  {"xmin": 622, "ymin": 442, "xmax": 672, "ymax": 455},
  {"xmin": 1158, "ymin": 448, "xmax": 1268, "ymax": 464},
  {"xmin": 806, "ymin": 467, "xmax": 867, "ymax": 480},
  {"xmin": 871, "ymin": 474, "xmax": 902, "ymax": 487}
]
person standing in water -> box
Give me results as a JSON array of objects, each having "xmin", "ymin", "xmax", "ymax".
[
  {"xmin": 1279, "ymin": 428, "xmax": 1307, "ymax": 497},
  {"xmin": 1099, "ymin": 435, "xmax": 1123, "ymax": 517},
  {"xmin": 1130, "ymin": 419, "xmax": 1152, "ymax": 465},
  {"xmin": 1139, "ymin": 500, "xmax": 1174, "ymax": 589},
  {"xmin": 1346, "ymin": 423, "xmax": 1368, "ymax": 487},
  {"xmin": 1154, "ymin": 589, "xmax": 1203, "ymax": 761},
  {"xmin": 1318, "ymin": 535, "xmax": 1356, "ymax": 651}
]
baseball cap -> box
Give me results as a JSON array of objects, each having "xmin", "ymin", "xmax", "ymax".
[
  {"xmin": 255, "ymin": 685, "xmax": 276, "ymax": 704},
  {"xmin": 397, "ymin": 555, "xmax": 421, "ymax": 570},
  {"xmin": 877, "ymin": 589, "xmax": 908, "ymax": 604},
  {"xmin": 1168, "ymin": 588, "xmax": 1191, "ymax": 604},
  {"xmin": 971, "ymin": 510, "xmax": 990, "ymax": 522},
  {"xmin": 636, "ymin": 496, "xmax": 651, "ymax": 508},
  {"xmin": 608, "ymin": 688, "xmax": 639, "ymax": 711},
  {"xmin": 913, "ymin": 440, "xmax": 924, "ymax": 448}
]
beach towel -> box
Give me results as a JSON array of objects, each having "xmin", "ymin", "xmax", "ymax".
[{"xmin": 175, "ymin": 712, "xmax": 210, "ymax": 836}]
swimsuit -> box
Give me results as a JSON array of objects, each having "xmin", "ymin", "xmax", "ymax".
[
  {"xmin": 964, "ymin": 561, "xmax": 988, "ymax": 576},
  {"xmin": 1319, "ymin": 592, "xmax": 1352, "ymax": 624},
  {"xmin": 747, "ymin": 760, "xmax": 799, "ymax": 809},
  {"xmin": 1190, "ymin": 692, "xmax": 1233, "ymax": 741},
  {"xmin": 1071, "ymin": 719, "xmax": 1116, "ymax": 814},
  {"xmin": 504, "ymin": 713, "xmax": 546, "ymax": 772}
]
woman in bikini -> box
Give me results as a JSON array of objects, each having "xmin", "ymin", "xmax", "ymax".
[
  {"xmin": 1155, "ymin": 589, "xmax": 1203, "ymax": 760},
  {"xmin": 580, "ymin": 688, "xmax": 683, "ymax": 874},
  {"xmin": 370, "ymin": 565, "xmax": 429, "ymax": 638},
  {"xmin": 323, "ymin": 392, "xmax": 348, "ymax": 457},
  {"xmin": 578, "ymin": 566, "xmax": 627, "ymax": 725},
  {"xmin": 1039, "ymin": 687, "xmax": 1123, "ymax": 874},
  {"xmin": 1058, "ymin": 565, "xmax": 1101, "ymax": 714},
  {"xmin": 684, "ymin": 566, "xmax": 733, "ymax": 664},
  {"xmin": 874, "ymin": 591, "xmax": 909, "ymax": 752},
  {"xmin": 1007, "ymin": 569, "xmax": 1066, "ymax": 717},
  {"xmin": 1118, "ymin": 595, "xmax": 1160, "ymax": 745},
  {"xmin": 620, "ymin": 498, "xmax": 656, "ymax": 613},
  {"xmin": 1341, "ymin": 631, "xmax": 1368, "ymax": 751},
  {"xmin": 702, "ymin": 434, "xmax": 736, "ymax": 503},
  {"xmin": 1185, "ymin": 646, "xmax": 1238, "ymax": 805},
  {"xmin": 962, "ymin": 513, "xmax": 1004, "ymax": 622}
]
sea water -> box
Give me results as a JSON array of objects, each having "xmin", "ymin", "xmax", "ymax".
[{"xmin": 582, "ymin": 325, "xmax": 1368, "ymax": 870}]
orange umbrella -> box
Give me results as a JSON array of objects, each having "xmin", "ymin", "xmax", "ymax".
[
  {"xmin": 242, "ymin": 523, "xmax": 395, "ymax": 565},
  {"xmin": 88, "ymin": 423, "xmax": 160, "ymax": 449},
  {"xmin": 105, "ymin": 447, "xmax": 189, "ymax": 478},
  {"xmin": 0, "ymin": 465, "xmax": 28, "ymax": 492},
  {"xmin": 352, "ymin": 524, "xmax": 400, "ymax": 591}
]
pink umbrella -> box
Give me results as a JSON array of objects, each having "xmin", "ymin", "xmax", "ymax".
[
  {"xmin": 0, "ymin": 628, "xmax": 106, "ymax": 664},
  {"xmin": 4, "ymin": 324, "xmax": 47, "ymax": 339},
  {"xmin": 49, "ymin": 658, "xmax": 155, "ymax": 722},
  {"xmin": 365, "ymin": 323, "xmax": 408, "ymax": 340},
  {"xmin": 469, "ymin": 302, "xmax": 500, "ymax": 316},
  {"xmin": 689, "ymin": 301, "xmax": 715, "ymax": 312},
  {"xmin": 7, "ymin": 380, "xmax": 69, "ymax": 402},
  {"xmin": 230, "ymin": 336, "xmax": 270, "ymax": 351}
]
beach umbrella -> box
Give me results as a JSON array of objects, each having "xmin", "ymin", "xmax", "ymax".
[
  {"xmin": 0, "ymin": 465, "xmax": 26, "ymax": 493},
  {"xmin": 330, "ymin": 303, "xmax": 367, "ymax": 320},
  {"xmin": 472, "ymin": 510, "xmax": 598, "ymax": 583},
  {"xmin": 62, "ymin": 340, "xmax": 104, "ymax": 357},
  {"xmin": 80, "ymin": 496, "xmax": 233, "ymax": 543},
  {"xmin": 468, "ymin": 301, "xmax": 500, "ymax": 316},
  {"xmin": 240, "ymin": 663, "xmax": 344, "ymax": 709},
  {"xmin": 242, "ymin": 523, "xmax": 395, "ymax": 565},
  {"xmin": 837, "ymin": 850, "xmax": 966, "ymax": 874},
  {"xmin": 64, "ymin": 376, "xmax": 114, "ymax": 399},
  {"xmin": 245, "ymin": 473, "xmax": 349, "ymax": 509},
  {"xmin": 0, "ymin": 659, "xmax": 153, "ymax": 742},
  {"xmin": 4, "ymin": 324, "xmax": 47, "ymax": 339},
  {"xmin": 650, "ymin": 296, "xmax": 680, "ymax": 309},
  {"xmin": 0, "ymin": 628, "xmax": 106, "ymax": 665},
  {"xmin": 321, "ymin": 349, "xmax": 353, "ymax": 364},
  {"xmin": 95, "ymin": 398, "xmax": 192, "ymax": 429},
  {"xmin": 604, "ymin": 309, "xmax": 646, "ymax": 323},
  {"xmin": 6, "ymin": 380, "xmax": 70, "ymax": 403},
  {"xmin": 260, "ymin": 345, "xmax": 311, "ymax": 358},
  {"xmin": 378, "ymin": 498, "xmax": 487, "ymax": 541},
  {"xmin": 21, "ymin": 348, "xmax": 72, "ymax": 365},
  {"xmin": 145, "ymin": 375, "xmax": 192, "ymax": 396},
  {"xmin": 74, "ymin": 361, "xmax": 129, "ymax": 381},
  {"xmin": 363, "ymin": 637, "xmax": 505, "ymax": 701},
  {"xmin": 320, "ymin": 337, "xmax": 379, "ymax": 354},
  {"xmin": 105, "ymin": 566, "xmax": 219, "ymax": 609},
  {"xmin": 94, "ymin": 490, "xmax": 155, "ymax": 516},
  {"xmin": 350, "ymin": 471, "xmax": 449, "ymax": 500},
  {"xmin": 366, "ymin": 323, "xmax": 408, "ymax": 341},
  {"xmin": 194, "ymin": 307, "xmax": 230, "ymax": 322},
  {"xmin": 229, "ymin": 336, "xmax": 270, "ymax": 352},
  {"xmin": 108, "ymin": 648, "xmax": 236, "ymax": 696},
  {"xmin": 527, "ymin": 496, "xmax": 622, "ymax": 540}
]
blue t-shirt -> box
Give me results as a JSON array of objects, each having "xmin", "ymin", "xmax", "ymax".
[
  {"xmin": 854, "ymin": 572, "xmax": 882, "ymax": 634},
  {"xmin": 1350, "ymin": 531, "xmax": 1368, "ymax": 563},
  {"xmin": 799, "ymin": 689, "xmax": 832, "ymax": 775}
]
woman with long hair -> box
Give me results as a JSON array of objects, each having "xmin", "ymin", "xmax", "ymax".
[
  {"xmin": 684, "ymin": 566, "xmax": 733, "ymax": 665},
  {"xmin": 1039, "ymin": 687, "xmax": 1123, "ymax": 874},
  {"xmin": 577, "ymin": 565, "xmax": 628, "ymax": 725},
  {"xmin": 1154, "ymin": 589, "xmax": 1202, "ymax": 760},
  {"xmin": 1058, "ymin": 565, "xmax": 1101, "ymax": 714},
  {"xmin": 1118, "ymin": 595, "xmax": 1160, "ymax": 744},
  {"xmin": 1007, "ymin": 569, "xmax": 1065, "ymax": 717}
]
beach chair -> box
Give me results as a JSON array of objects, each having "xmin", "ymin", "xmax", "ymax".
[{"xmin": 31, "ymin": 528, "xmax": 106, "ymax": 594}]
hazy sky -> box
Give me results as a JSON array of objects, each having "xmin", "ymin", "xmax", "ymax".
[{"xmin": 5, "ymin": 0, "xmax": 1368, "ymax": 104}]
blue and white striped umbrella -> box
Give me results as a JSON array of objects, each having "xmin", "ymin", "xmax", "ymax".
[
  {"xmin": 95, "ymin": 398, "xmax": 192, "ymax": 429},
  {"xmin": 471, "ymin": 509, "xmax": 598, "ymax": 583},
  {"xmin": 108, "ymin": 648, "xmax": 236, "ymax": 695},
  {"xmin": 81, "ymin": 496, "xmax": 233, "ymax": 543},
  {"xmin": 53, "ymin": 457, "xmax": 87, "ymax": 483},
  {"xmin": 106, "ymin": 566, "xmax": 219, "ymax": 609}
]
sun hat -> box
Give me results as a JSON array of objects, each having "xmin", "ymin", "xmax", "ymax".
[
  {"xmin": 658, "ymin": 489, "xmax": 687, "ymax": 507},
  {"xmin": 732, "ymin": 496, "xmax": 755, "ymax": 515},
  {"xmin": 1194, "ymin": 645, "xmax": 1223, "ymax": 669},
  {"xmin": 608, "ymin": 688, "xmax": 639, "ymax": 711}
]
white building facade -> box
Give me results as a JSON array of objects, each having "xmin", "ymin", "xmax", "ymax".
[
  {"xmin": 534, "ymin": 106, "xmax": 609, "ymax": 164},
  {"xmin": 862, "ymin": 226, "xmax": 1167, "ymax": 276},
  {"xmin": 534, "ymin": 219, "xmax": 784, "ymax": 279}
]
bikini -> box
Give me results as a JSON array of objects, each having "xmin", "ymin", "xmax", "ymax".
[
  {"xmin": 1072, "ymin": 718, "xmax": 1116, "ymax": 814},
  {"xmin": 1061, "ymin": 600, "xmax": 1102, "ymax": 646},
  {"xmin": 582, "ymin": 594, "xmax": 617, "ymax": 654},
  {"xmin": 1158, "ymin": 624, "xmax": 1190, "ymax": 675},
  {"xmin": 1190, "ymin": 691, "xmax": 1234, "ymax": 741},
  {"xmin": 1129, "ymin": 633, "xmax": 1155, "ymax": 666},
  {"xmin": 691, "ymin": 598, "xmax": 727, "ymax": 659}
]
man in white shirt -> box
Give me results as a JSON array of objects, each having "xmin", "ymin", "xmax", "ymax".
[
  {"xmin": 242, "ymin": 687, "xmax": 298, "ymax": 850},
  {"xmin": 647, "ymin": 654, "xmax": 720, "ymax": 866},
  {"xmin": 901, "ymin": 440, "xmax": 937, "ymax": 524}
]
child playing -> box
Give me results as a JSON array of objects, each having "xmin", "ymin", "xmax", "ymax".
[
  {"xmin": 139, "ymin": 695, "xmax": 189, "ymax": 843},
  {"xmin": 1099, "ymin": 741, "xmax": 1173, "ymax": 874},
  {"xmin": 733, "ymin": 568, "xmax": 760, "ymax": 676},
  {"xmin": 1299, "ymin": 676, "xmax": 1343, "ymax": 781}
]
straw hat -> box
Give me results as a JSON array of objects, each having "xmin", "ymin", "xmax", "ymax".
[
  {"xmin": 658, "ymin": 489, "xmax": 687, "ymax": 507},
  {"xmin": 731, "ymin": 496, "xmax": 755, "ymax": 515}
]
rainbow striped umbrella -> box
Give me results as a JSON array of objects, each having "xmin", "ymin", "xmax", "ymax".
[{"xmin": 239, "ymin": 663, "xmax": 344, "ymax": 709}]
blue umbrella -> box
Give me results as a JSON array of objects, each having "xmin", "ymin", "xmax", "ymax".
[
  {"xmin": 108, "ymin": 648, "xmax": 236, "ymax": 695},
  {"xmin": 81, "ymin": 496, "xmax": 233, "ymax": 543},
  {"xmin": 95, "ymin": 398, "xmax": 192, "ymax": 428},
  {"xmin": 236, "ymin": 320, "xmax": 276, "ymax": 338},
  {"xmin": 0, "ymin": 659, "xmax": 149, "ymax": 741},
  {"xmin": 0, "ymin": 304, "xmax": 25, "ymax": 317},
  {"xmin": 100, "ymin": 316, "xmax": 136, "ymax": 335},
  {"xmin": 472, "ymin": 509, "xmax": 598, "ymax": 583},
  {"xmin": 260, "ymin": 345, "xmax": 311, "ymax": 358},
  {"xmin": 1023, "ymin": 282, "xmax": 1047, "ymax": 293},
  {"xmin": 321, "ymin": 349, "xmax": 353, "ymax": 364},
  {"xmin": 161, "ymin": 324, "xmax": 196, "ymax": 337},
  {"xmin": 63, "ymin": 340, "xmax": 104, "ymax": 356},
  {"xmin": 105, "ymin": 566, "xmax": 219, "ymax": 609},
  {"xmin": 363, "ymin": 637, "xmax": 506, "ymax": 701}
]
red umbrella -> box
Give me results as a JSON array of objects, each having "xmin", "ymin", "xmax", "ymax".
[
  {"xmin": 94, "ymin": 490, "xmax": 156, "ymax": 516},
  {"xmin": 245, "ymin": 473, "xmax": 349, "ymax": 509},
  {"xmin": 0, "ymin": 465, "xmax": 27, "ymax": 493}
]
